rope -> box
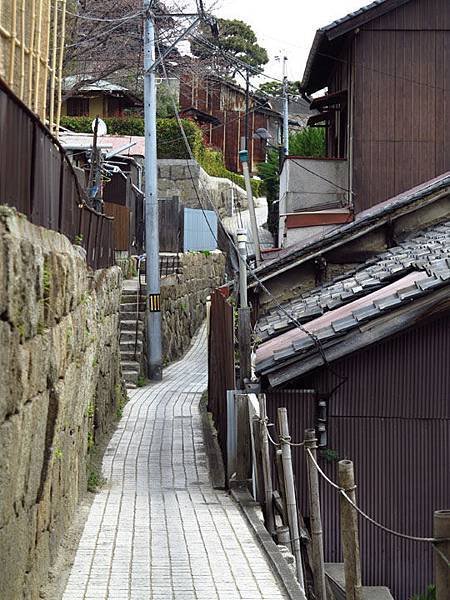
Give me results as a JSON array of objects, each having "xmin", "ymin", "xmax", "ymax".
[{"xmin": 306, "ymin": 449, "xmax": 450, "ymax": 545}]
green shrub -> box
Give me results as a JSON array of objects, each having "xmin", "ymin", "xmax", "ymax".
[{"xmin": 61, "ymin": 116, "xmax": 261, "ymax": 195}]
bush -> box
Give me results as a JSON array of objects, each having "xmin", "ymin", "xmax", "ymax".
[
  {"xmin": 199, "ymin": 147, "xmax": 261, "ymax": 197},
  {"xmin": 61, "ymin": 116, "xmax": 261, "ymax": 194}
]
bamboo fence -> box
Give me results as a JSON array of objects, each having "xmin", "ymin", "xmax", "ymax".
[{"xmin": 0, "ymin": 0, "xmax": 66, "ymax": 135}]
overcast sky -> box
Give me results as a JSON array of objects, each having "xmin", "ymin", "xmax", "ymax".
[{"xmin": 209, "ymin": 0, "xmax": 368, "ymax": 83}]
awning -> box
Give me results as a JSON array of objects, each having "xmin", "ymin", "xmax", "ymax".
[
  {"xmin": 307, "ymin": 111, "xmax": 333, "ymax": 127},
  {"xmin": 310, "ymin": 89, "xmax": 347, "ymax": 110}
]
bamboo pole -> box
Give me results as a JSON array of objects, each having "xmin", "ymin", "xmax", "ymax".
[
  {"xmin": 19, "ymin": 0, "xmax": 26, "ymax": 99},
  {"xmin": 304, "ymin": 429, "xmax": 327, "ymax": 600},
  {"xmin": 42, "ymin": 0, "xmax": 53, "ymax": 122},
  {"xmin": 55, "ymin": 0, "xmax": 66, "ymax": 137},
  {"xmin": 277, "ymin": 407, "xmax": 307, "ymax": 595},
  {"xmin": 28, "ymin": 0, "xmax": 37, "ymax": 107},
  {"xmin": 8, "ymin": 0, "xmax": 18, "ymax": 88},
  {"xmin": 34, "ymin": 0, "xmax": 44, "ymax": 113},
  {"xmin": 259, "ymin": 393, "xmax": 275, "ymax": 536},
  {"xmin": 434, "ymin": 510, "xmax": 450, "ymax": 600},
  {"xmin": 338, "ymin": 460, "xmax": 363, "ymax": 600},
  {"xmin": 49, "ymin": 0, "xmax": 59, "ymax": 133}
]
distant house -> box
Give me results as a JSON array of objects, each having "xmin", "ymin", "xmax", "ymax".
[
  {"xmin": 61, "ymin": 77, "xmax": 142, "ymax": 118},
  {"xmin": 280, "ymin": 0, "xmax": 450, "ymax": 246},
  {"xmin": 180, "ymin": 73, "xmax": 282, "ymax": 172}
]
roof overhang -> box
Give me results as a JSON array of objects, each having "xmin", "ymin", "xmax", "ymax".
[{"xmin": 301, "ymin": 0, "xmax": 412, "ymax": 94}]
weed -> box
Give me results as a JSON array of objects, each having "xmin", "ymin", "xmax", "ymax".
[
  {"xmin": 43, "ymin": 264, "xmax": 51, "ymax": 296},
  {"xmin": 137, "ymin": 375, "xmax": 147, "ymax": 387},
  {"xmin": 199, "ymin": 250, "xmax": 211, "ymax": 257},
  {"xmin": 87, "ymin": 431, "xmax": 95, "ymax": 452},
  {"xmin": 319, "ymin": 448, "xmax": 339, "ymax": 463},
  {"xmin": 412, "ymin": 586, "xmax": 436, "ymax": 600},
  {"xmin": 54, "ymin": 448, "xmax": 63, "ymax": 460},
  {"xmin": 115, "ymin": 384, "xmax": 127, "ymax": 419},
  {"xmin": 92, "ymin": 356, "xmax": 99, "ymax": 367},
  {"xmin": 86, "ymin": 402, "xmax": 95, "ymax": 419},
  {"xmin": 87, "ymin": 469, "xmax": 106, "ymax": 493},
  {"xmin": 74, "ymin": 234, "xmax": 84, "ymax": 246}
]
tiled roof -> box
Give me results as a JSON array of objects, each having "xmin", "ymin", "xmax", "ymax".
[
  {"xmin": 251, "ymin": 173, "xmax": 450, "ymax": 286},
  {"xmin": 256, "ymin": 221, "xmax": 450, "ymax": 375}
]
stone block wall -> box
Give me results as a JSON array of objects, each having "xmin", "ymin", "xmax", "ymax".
[
  {"xmin": 0, "ymin": 207, "xmax": 124, "ymax": 600},
  {"xmin": 158, "ymin": 159, "xmax": 247, "ymax": 218},
  {"xmin": 161, "ymin": 251, "xmax": 225, "ymax": 363}
]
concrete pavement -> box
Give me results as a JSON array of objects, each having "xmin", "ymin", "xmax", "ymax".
[{"xmin": 62, "ymin": 325, "xmax": 288, "ymax": 600}]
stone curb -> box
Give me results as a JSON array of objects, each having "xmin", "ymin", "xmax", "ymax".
[{"xmin": 230, "ymin": 486, "xmax": 306, "ymax": 600}]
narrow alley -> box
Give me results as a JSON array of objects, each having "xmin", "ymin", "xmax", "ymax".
[{"xmin": 62, "ymin": 325, "xmax": 288, "ymax": 600}]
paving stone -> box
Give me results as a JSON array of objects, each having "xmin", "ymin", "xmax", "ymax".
[{"xmin": 62, "ymin": 325, "xmax": 287, "ymax": 600}]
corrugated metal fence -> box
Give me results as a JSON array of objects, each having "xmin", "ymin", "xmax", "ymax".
[{"xmin": 0, "ymin": 78, "xmax": 113, "ymax": 269}]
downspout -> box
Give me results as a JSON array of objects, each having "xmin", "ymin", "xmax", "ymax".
[{"xmin": 348, "ymin": 34, "xmax": 356, "ymax": 212}]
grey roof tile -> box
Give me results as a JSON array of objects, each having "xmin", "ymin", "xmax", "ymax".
[
  {"xmin": 292, "ymin": 336, "xmax": 316, "ymax": 352},
  {"xmin": 331, "ymin": 315, "xmax": 358, "ymax": 333},
  {"xmin": 352, "ymin": 304, "xmax": 380, "ymax": 322},
  {"xmin": 374, "ymin": 294, "xmax": 403, "ymax": 310}
]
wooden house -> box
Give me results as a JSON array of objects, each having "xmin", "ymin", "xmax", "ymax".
[
  {"xmin": 179, "ymin": 73, "xmax": 281, "ymax": 173},
  {"xmin": 280, "ymin": 0, "xmax": 450, "ymax": 246}
]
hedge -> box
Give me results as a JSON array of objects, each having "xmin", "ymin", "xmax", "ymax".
[{"xmin": 60, "ymin": 115, "xmax": 261, "ymax": 195}]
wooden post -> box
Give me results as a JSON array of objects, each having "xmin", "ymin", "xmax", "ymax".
[
  {"xmin": 259, "ymin": 393, "xmax": 275, "ymax": 535},
  {"xmin": 250, "ymin": 412, "xmax": 264, "ymax": 503},
  {"xmin": 238, "ymin": 307, "xmax": 251, "ymax": 387},
  {"xmin": 434, "ymin": 509, "xmax": 450, "ymax": 600},
  {"xmin": 338, "ymin": 460, "xmax": 363, "ymax": 600},
  {"xmin": 278, "ymin": 407, "xmax": 307, "ymax": 594},
  {"xmin": 235, "ymin": 393, "xmax": 251, "ymax": 483},
  {"xmin": 304, "ymin": 428, "xmax": 327, "ymax": 600}
]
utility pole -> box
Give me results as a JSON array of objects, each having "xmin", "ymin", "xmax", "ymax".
[
  {"xmin": 243, "ymin": 67, "xmax": 250, "ymax": 154},
  {"xmin": 282, "ymin": 55, "xmax": 289, "ymax": 156},
  {"xmin": 143, "ymin": 0, "xmax": 162, "ymax": 380}
]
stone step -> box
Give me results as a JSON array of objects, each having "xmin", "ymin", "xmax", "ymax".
[
  {"xmin": 120, "ymin": 340, "xmax": 143, "ymax": 353},
  {"xmin": 125, "ymin": 382, "xmax": 137, "ymax": 390},
  {"xmin": 122, "ymin": 370, "xmax": 138, "ymax": 385},
  {"xmin": 122, "ymin": 360, "xmax": 139, "ymax": 372},
  {"xmin": 120, "ymin": 320, "xmax": 144, "ymax": 332},
  {"xmin": 120, "ymin": 350, "xmax": 141, "ymax": 362},
  {"xmin": 120, "ymin": 330, "xmax": 143, "ymax": 343},
  {"xmin": 121, "ymin": 293, "xmax": 144, "ymax": 302},
  {"xmin": 120, "ymin": 310, "xmax": 145, "ymax": 320}
]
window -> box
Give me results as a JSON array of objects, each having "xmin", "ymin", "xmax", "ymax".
[{"xmin": 66, "ymin": 97, "xmax": 89, "ymax": 116}]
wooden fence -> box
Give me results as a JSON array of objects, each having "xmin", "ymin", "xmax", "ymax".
[
  {"xmin": 207, "ymin": 288, "xmax": 235, "ymax": 466},
  {"xmin": 0, "ymin": 77, "xmax": 114, "ymax": 269}
]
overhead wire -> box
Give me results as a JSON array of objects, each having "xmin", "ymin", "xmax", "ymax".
[{"xmin": 156, "ymin": 41, "xmax": 348, "ymax": 384}]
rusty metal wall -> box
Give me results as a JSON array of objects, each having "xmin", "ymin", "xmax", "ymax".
[
  {"xmin": 208, "ymin": 288, "xmax": 236, "ymax": 465},
  {"xmin": 0, "ymin": 78, "xmax": 114, "ymax": 269},
  {"xmin": 274, "ymin": 316, "xmax": 450, "ymax": 599}
]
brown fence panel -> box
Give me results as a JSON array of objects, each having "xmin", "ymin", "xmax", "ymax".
[
  {"xmin": 208, "ymin": 288, "xmax": 236, "ymax": 465},
  {"xmin": 159, "ymin": 196, "xmax": 181, "ymax": 252},
  {"xmin": 0, "ymin": 77, "xmax": 113, "ymax": 270},
  {"xmin": 0, "ymin": 92, "xmax": 34, "ymax": 215},
  {"xmin": 104, "ymin": 202, "xmax": 130, "ymax": 251}
]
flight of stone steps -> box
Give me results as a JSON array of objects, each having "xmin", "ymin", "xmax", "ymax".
[{"xmin": 119, "ymin": 287, "xmax": 145, "ymax": 389}]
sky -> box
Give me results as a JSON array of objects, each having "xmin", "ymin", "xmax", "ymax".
[{"xmin": 209, "ymin": 0, "xmax": 369, "ymax": 83}]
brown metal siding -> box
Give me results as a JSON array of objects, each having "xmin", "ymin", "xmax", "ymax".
[
  {"xmin": 351, "ymin": 0, "xmax": 450, "ymax": 212},
  {"xmin": 283, "ymin": 315, "xmax": 450, "ymax": 599}
]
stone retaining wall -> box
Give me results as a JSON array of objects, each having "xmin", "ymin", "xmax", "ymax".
[
  {"xmin": 0, "ymin": 207, "xmax": 124, "ymax": 600},
  {"xmin": 158, "ymin": 159, "xmax": 247, "ymax": 218},
  {"xmin": 161, "ymin": 251, "xmax": 225, "ymax": 363}
]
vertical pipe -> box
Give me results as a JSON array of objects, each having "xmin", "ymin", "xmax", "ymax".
[
  {"xmin": 434, "ymin": 510, "xmax": 450, "ymax": 600},
  {"xmin": 8, "ymin": 0, "xmax": 17, "ymax": 88},
  {"xmin": 237, "ymin": 228, "xmax": 247, "ymax": 308},
  {"xmin": 304, "ymin": 429, "xmax": 327, "ymax": 600},
  {"xmin": 239, "ymin": 154, "xmax": 262, "ymax": 265},
  {"xmin": 259, "ymin": 394, "xmax": 275, "ymax": 536},
  {"xmin": 55, "ymin": 0, "xmax": 66, "ymax": 137},
  {"xmin": 19, "ymin": 0, "xmax": 26, "ymax": 99},
  {"xmin": 282, "ymin": 56, "xmax": 289, "ymax": 156},
  {"xmin": 278, "ymin": 407, "xmax": 307, "ymax": 597},
  {"xmin": 338, "ymin": 460, "xmax": 363, "ymax": 600},
  {"xmin": 143, "ymin": 1, "xmax": 162, "ymax": 380},
  {"xmin": 28, "ymin": 0, "xmax": 37, "ymax": 107},
  {"xmin": 34, "ymin": 0, "xmax": 44, "ymax": 114},
  {"xmin": 49, "ymin": 0, "xmax": 59, "ymax": 133}
]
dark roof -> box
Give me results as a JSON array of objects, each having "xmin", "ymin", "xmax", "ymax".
[
  {"xmin": 255, "ymin": 220, "xmax": 450, "ymax": 384},
  {"xmin": 179, "ymin": 107, "xmax": 221, "ymax": 125},
  {"xmin": 251, "ymin": 172, "xmax": 450, "ymax": 288},
  {"xmin": 301, "ymin": 0, "xmax": 412, "ymax": 93}
]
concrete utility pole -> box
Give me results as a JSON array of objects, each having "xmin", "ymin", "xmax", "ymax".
[
  {"xmin": 143, "ymin": 0, "xmax": 162, "ymax": 380},
  {"xmin": 239, "ymin": 150, "xmax": 262, "ymax": 265},
  {"xmin": 282, "ymin": 55, "xmax": 289, "ymax": 156},
  {"xmin": 434, "ymin": 509, "xmax": 450, "ymax": 600}
]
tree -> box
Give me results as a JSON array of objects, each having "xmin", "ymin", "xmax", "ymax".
[
  {"xmin": 191, "ymin": 18, "xmax": 268, "ymax": 76},
  {"xmin": 258, "ymin": 80, "xmax": 301, "ymax": 97}
]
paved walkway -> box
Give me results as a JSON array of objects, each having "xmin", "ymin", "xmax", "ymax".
[
  {"xmin": 63, "ymin": 325, "xmax": 288, "ymax": 600},
  {"xmin": 222, "ymin": 197, "xmax": 274, "ymax": 255}
]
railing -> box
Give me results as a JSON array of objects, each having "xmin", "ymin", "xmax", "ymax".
[{"xmin": 0, "ymin": 77, "xmax": 114, "ymax": 269}]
